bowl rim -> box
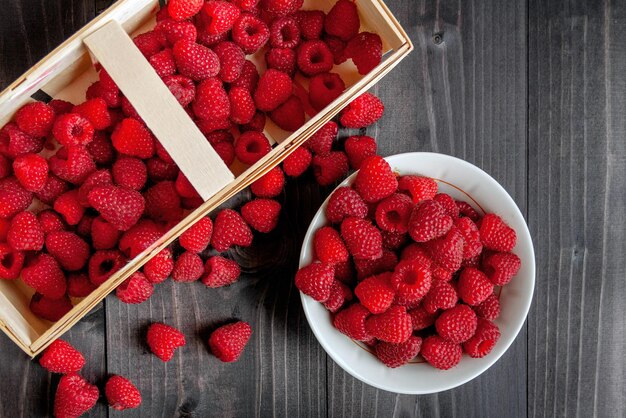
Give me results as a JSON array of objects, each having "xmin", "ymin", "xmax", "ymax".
[{"xmin": 298, "ymin": 152, "xmax": 536, "ymax": 394}]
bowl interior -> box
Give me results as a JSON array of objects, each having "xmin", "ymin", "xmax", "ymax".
[{"xmin": 299, "ymin": 152, "xmax": 535, "ymax": 394}]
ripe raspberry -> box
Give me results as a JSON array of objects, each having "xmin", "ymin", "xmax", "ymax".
[
  {"xmin": 34, "ymin": 176, "xmax": 67, "ymax": 206},
  {"xmin": 425, "ymin": 227, "xmax": 464, "ymax": 272},
  {"xmin": 282, "ymin": 146, "xmax": 312, "ymax": 177},
  {"xmin": 175, "ymin": 172, "xmax": 200, "ymax": 199},
  {"xmin": 30, "ymin": 293, "xmax": 72, "ymax": 321},
  {"xmin": 75, "ymin": 214, "xmax": 95, "ymax": 239},
  {"xmin": 201, "ymin": 1, "xmax": 241, "ymax": 35},
  {"xmin": 212, "ymin": 141, "xmax": 236, "ymax": 166},
  {"xmin": 240, "ymin": 111, "xmax": 266, "ymax": 133},
  {"xmin": 7, "ymin": 211, "xmax": 44, "ymax": 251},
  {"xmin": 230, "ymin": 0, "xmax": 259, "ymax": 12},
  {"xmin": 462, "ymin": 318, "xmax": 500, "ymax": 358},
  {"xmin": 375, "ymin": 193, "xmax": 413, "ymax": 234},
  {"xmin": 116, "ymin": 271, "xmax": 154, "ymax": 304},
  {"xmin": 133, "ymin": 30, "xmax": 166, "ymax": 57},
  {"xmin": 305, "ymin": 121, "xmax": 337, "ymax": 154},
  {"xmin": 457, "ymin": 267, "xmax": 494, "ymax": 306},
  {"xmin": 86, "ymin": 131, "xmax": 115, "ymax": 165},
  {"xmin": 73, "ymin": 98, "xmax": 111, "ymax": 130},
  {"xmin": 326, "ymin": 187, "xmax": 368, "ymax": 225},
  {"xmin": 52, "ymin": 113, "xmax": 94, "ymax": 147},
  {"xmin": 15, "ymin": 102, "xmax": 55, "ymax": 137},
  {"xmin": 295, "ymin": 262, "xmax": 334, "ymax": 302},
  {"xmin": 232, "ymin": 13, "xmax": 270, "ymax": 54},
  {"xmin": 435, "ymin": 304, "xmax": 478, "ymax": 343},
  {"xmin": 49, "ymin": 146, "xmax": 96, "ymax": 185},
  {"xmin": 88, "ymin": 250, "xmax": 126, "ymax": 286},
  {"xmin": 168, "ymin": 0, "xmax": 203, "ymax": 20},
  {"xmin": 77, "ymin": 170, "xmax": 113, "ymax": 207},
  {"xmin": 270, "ymin": 95, "xmax": 305, "ymax": 132},
  {"xmin": 479, "ymin": 213, "xmax": 517, "ymax": 252},
  {"xmin": 269, "ymin": 17, "xmax": 300, "ymax": 49},
  {"xmin": 197, "ymin": 24, "xmax": 229, "ymax": 47},
  {"xmin": 163, "ymin": 74, "xmax": 196, "ymax": 107},
  {"xmin": 432, "ymin": 265, "xmax": 453, "ymax": 283},
  {"xmin": 192, "ymin": 77, "xmax": 230, "ymax": 121},
  {"xmin": 421, "ymin": 335, "xmax": 462, "ymax": 370},
  {"xmin": 333, "ymin": 303, "xmax": 371, "ymax": 340},
  {"xmin": 265, "ymin": 47, "xmax": 296, "ymax": 75},
  {"xmin": 172, "ymin": 40, "xmax": 220, "ymax": 81},
  {"xmin": 38, "ymin": 210, "xmax": 66, "ymax": 235},
  {"xmin": 375, "ymin": 335, "xmax": 422, "ymax": 368},
  {"xmin": 112, "ymin": 157, "xmax": 147, "ymax": 191},
  {"xmin": 86, "ymin": 80, "xmax": 121, "ymax": 108},
  {"xmin": 345, "ymin": 32, "xmax": 382, "ymax": 75},
  {"xmin": 39, "ymin": 339, "xmax": 85, "ymax": 374},
  {"xmin": 0, "ymin": 244, "xmax": 24, "ymax": 280},
  {"xmin": 250, "ymin": 166, "xmax": 284, "ymax": 198},
  {"xmin": 235, "ymin": 131, "xmax": 272, "ymax": 165},
  {"xmin": 0, "ymin": 123, "xmax": 44, "ymax": 158},
  {"xmin": 202, "ymin": 255, "xmax": 240, "ymax": 287},
  {"xmin": 53, "ymin": 190, "xmax": 84, "ymax": 226},
  {"xmin": 314, "ymin": 226, "xmax": 349, "ymax": 264},
  {"xmin": 149, "ymin": 48, "xmax": 177, "ymax": 78},
  {"xmin": 354, "ymin": 156, "xmax": 398, "ymax": 203},
  {"xmin": 241, "ymin": 198, "xmax": 281, "ymax": 233},
  {"xmin": 0, "ymin": 154, "xmax": 10, "ymax": 179},
  {"xmin": 180, "ymin": 217, "xmax": 213, "ymax": 253},
  {"xmin": 323, "ymin": 280, "xmax": 352, "ymax": 312},
  {"xmin": 230, "ymin": 60, "xmax": 260, "ymax": 92},
  {"xmin": 228, "ymin": 87, "xmax": 256, "ymax": 125},
  {"xmin": 67, "ymin": 273, "xmax": 97, "ymax": 298},
  {"xmin": 295, "ymin": 10, "xmax": 325, "ymax": 40},
  {"xmin": 0, "ymin": 177, "xmax": 33, "ymax": 218},
  {"xmin": 296, "ymin": 40, "xmax": 333, "ymax": 76},
  {"xmin": 147, "ymin": 157, "xmax": 179, "ymax": 182},
  {"xmin": 143, "ymin": 248, "xmax": 174, "ymax": 283},
  {"xmin": 22, "ymin": 254, "xmax": 67, "ymax": 299},
  {"xmin": 365, "ymin": 305, "xmax": 412, "ymax": 343},
  {"xmin": 354, "ymin": 249, "xmax": 397, "ymax": 279},
  {"xmin": 308, "ymin": 72, "xmax": 344, "ymax": 111},
  {"xmin": 209, "ymin": 321, "xmax": 252, "ymax": 362},
  {"xmin": 49, "ymin": 99, "xmax": 74, "ymax": 115},
  {"xmin": 340, "ymin": 93, "xmax": 385, "ymax": 128},
  {"xmin": 433, "ymin": 193, "xmax": 459, "ymax": 218},
  {"xmin": 212, "ymin": 41, "xmax": 245, "ymax": 82},
  {"xmin": 325, "ymin": 0, "xmax": 360, "ymax": 41},
  {"xmin": 45, "ymin": 231, "xmax": 90, "ymax": 271},
  {"xmin": 408, "ymin": 200, "xmax": 452, "ymax": 242},
  {"xmin": 482, "ymin": 251, "xmax": 521, "ymax": 286},
  {"xmin": 89, "ymin": 185, "xmax": 145, "ymax": 231},
  {"xmin": 105, "ymin": 375, "xmax": 142, "ymax": 411},
  {"xmin": 156, "ymin": 19, "xmax": 198, "ymax": 47},
  {"xmin": 111, "ymin": 118, "xmax": 155, "ymax": 159},
  {"xmin": 147, "ymin": 323, "xmax": 186, "ymax": 362},
  {"xmin": 456, "ymin": 200, "xmax": 481, "ymax": 222},
  {"xmin": 398, "ymin": 175, "xmax": 438, "ymax": 203},
  {"xmin": 261, "ymin": 0, "xmax": 303, "ymax": 16},
  {"xmin": 326, "ymin": 36, "xmax": 348, "ymax": 64},
  {"xmin": 408, "ymin": 305, "xmax": 436, "ymax": 330},
  {"xmin": 454, "ymin": 217, "xmax": 483, "ymax": 259},
  {"xmin": 211, "ymin": 209, "xmax": 253, "ymax": 252},
  {"xmin": 54, "ymin": 374, "xmax": 99, "ymax": 418},
  {"xmin": 391, "ymin": 260, "xmax": 432, "ymax": 305},
  {"xmin": 312, "ymin": 151, "xmax": 349, "ymax": 186},
  {"xmin": 340, "ymin": 217, "xmax": 382, "ymax": 260},
  {"xmin": 343, "ymin": 135, "xmax": 376, "ymax": 170},
  {"xmin": 254, "ymin": 69, "xmax": 292, "ymax": 111},
  {"xmin": 473, "ymin": 293, "xmax": 501, "ymax": 320},
  {"xmin": 172, "ymin": 251, "xmax": 203, "ymax": 282},
  {"xmin": 355, "ymin": 273, "xmax": 395, "ymax": 314},
  {"xmin": 423, "ymin": 280, "xmax": 458, "ymax": 314}
]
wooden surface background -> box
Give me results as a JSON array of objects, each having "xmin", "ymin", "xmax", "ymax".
[{"xmin": 1, "ymin": 0, "xmax": 625, "ymax": 416}]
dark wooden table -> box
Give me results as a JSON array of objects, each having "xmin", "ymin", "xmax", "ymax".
[{"xmin": 1, "ymin": 1, "xmax": 625, "ymax": 417}]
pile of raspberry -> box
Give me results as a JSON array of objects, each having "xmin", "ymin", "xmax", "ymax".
[{"xmin": 295, "ymin": 156, "xmax": 521, "ymax": 370}]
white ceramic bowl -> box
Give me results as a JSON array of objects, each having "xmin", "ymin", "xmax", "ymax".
[{"xmin": 299, "ymin": 152, "xmax": 535, "ymax": 394}]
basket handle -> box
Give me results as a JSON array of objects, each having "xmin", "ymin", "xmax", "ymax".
[{"xmin": 83, "ymin": 21, "xmax": 234, "ymax": 201}]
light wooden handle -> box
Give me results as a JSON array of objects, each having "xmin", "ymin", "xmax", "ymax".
[{"xmin": 83, "ymin": 20, "xmax": 234, "ymax": 200}]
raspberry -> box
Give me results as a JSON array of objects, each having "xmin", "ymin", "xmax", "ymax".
[
  {"xmin": 375, "ymin": 335, "xmax": 422, "ymax": 368},
  {"xmin": 209, "ymin": 321, "xmax": 252, "ymax": 362},
  {"xmin": 408, "ymin": 305, "xmax": 436, "ymax": 330},
  {"xmin": 241, "ymin": 198, "xmax": 281, "ymax": 233},
  {"xmin": 112, "ymin": 157, "xmax": 147, "ymax": 191},
  {"xmin": 354, "ymin": 156, "xmax": 398, "ymax": 203},
  {"xmin": 15, "ymin": 102, "xmax": 55, "ymax": 137},
  {"xmin": 282, "ymin": 146, "xmax": 311, "ymax": 177},
  {"xmin": 22, "ymin": 254, "xmax": 67, "ymax": 299},
  {"xmin": 228, "ymin": 87, "xmax": 256, "ymax": 125},
  {"xmin": 313, "ymin": 226, "xmax": 348, "ymax": 264},
  {"xmin": 105, "ymin": 375, "xmax": 142, "ymax": 411},
  {"xmin": 426, "ymin": 227, "xmax": 464, "ymax": 272},
  {"xmin": 473, "ymin": 293, "xmax": 501, "ymax": 320},
  {"xmin": 38, "ymin": 210, "xmax": 66, "ymax": 235},
  {"xmin": 482, "ymin": 251, "xmax": 521, "ymax": 286},
  {"xmin": 479, "ymin": 213, "xmax": 517, "ymax": 252},
  {"xmin": 270, "ymin": 17, "xmax": 300, "ymax": 48},
  {"xmin": 304, "ymin": 121, "xmax": 337, "ymax": 154},
  {"xmin": 180, "ymin": 217, "xmax": 213, "ymax": 253},
  {"xmin": 325, "ymin": 0, "xmax": 360, "ymax": 41},
  {"xmin": 295, "ymin": 262, "xmax": 334, "ymax": 302},
  {"xmin": 211, "ymin": 209, "xmax": 253, "ymax": 252},
  {"xmin": 149, "ymin": 48, "xmax": 177, "ymax": 77},
  {"xmin": 421, "ymin": 335, "xmax": 462, "ymax": 370},
  {"xmin": 323, "ymin": 280, "xmax": 352, "ymax": 312},
  {"xmin": 30, "ymin": 293, "xmax": 72, "ymax": 321},
  {"xmin": 270, "ymin": 95, "xmax": 305, "ymax": 132},
  {"xmin": 116, "ymin": 271, "xmax": 154, "ymax": 304},
  {"xmin": 235, "ymin": 131, "xmax": 272, "ymax": 165},
  {"xmin": 343, "ymin": 135, "xmax": 375, "ymax": 170},
  {"xmin": 201, "ymin": 1, "xmax": 241, "ymax": 35},
  {"xmin": 54, "ymin": 374, "xmax": 99, "ymax": 418},
  {"xmin": 53, "ymin": 190, "xmax": 85, "ymax": 226},
  {"xmin": 423, "ymin": 280, "xmax": 458, "ymax": 314},
  {"xmin": 432, "ymin": 265, "xmax": 453, "ymax": 283},
  {"xmin": 375, "ymin": 193, "xmax": 413, "ymax": 234},
  {"xmin": 345, "ymin": 32, "xmax": 382, "ymax": 75},
  {"xmin": 333, "ymin": 303, "xmax": 371, "ymax": 340},
  {"xmin": 398, "ymin": 175, "xmax": 438, "ymax": 203},
  {"xmin": 39, "ymin": 339, "xmax": 85, "ymax": 374},
  {"xmin": 308, "ymin": 72, "xmax": 345, "ymax": 111},
  {"xmin": 340, "ymin": 217, "xmax": 383, "ymax": 260},
  {"xmin": 202, "ymin": 255, "xmax": 240, "ymax": 287},
  {"xmin": 49, "ymin": 99, "xmax": 74, "ymax": 115},
  {"xmin": 266, "ymin": 47, "xmax": 296, "ymax": 74},
  {"xmin": 230, "ymin": 60, "xmax": 260, "ymax": 92},
  {"xmin": 261, "ymin": 0, "xmax": 303, "ymax": 16},
  {"xmin": 175, "ymin": 172, "xmax": 200, "ymax": 199},
  {"xmin": 435, "ymin": 304, "xmax": 477, "ymax": 343},
  {"xmin": 312, "ymin": 151, "xmax": 349, "ymax": 186},
  {"xmin": 144, "ymin": 181, "xmax": 183, "ymax": 223},
  {"xmin": 0, "ymin": 155, "xmax": 10, "ymax": 179},
  {"xmin": 147, "ymin": 157, "xmax": 179, "ymax": 182},
  {"xmin": 333, "ymin": 260, "xmax": 355, "ymax": 284},
  {"xmin": 462, "ymin": 318, "xmax": 500, "ymax": 358},
  {"xmin": 355, "ymin": 273, "xmax": 395, "ymax": 314},
  {"xmin": 68, "ymin": 273, "xmax": 97, "ymax": 298},
  {"xmin": 457, "ymin": 267, "xmax": 494, "ymax": 306},
  {"xmin": 297, "ymin": 40, "xmax": 333, "ymax": 76},
  {"xmin": 7, "ymin": 211, "xmax": 43, "ymax": 251},
  {"xmin": 365, "ymin": 305, "xmax": 412, "ymax": 343},
  {"xmin": 295, "ymin": 10, "xmax": 325, "ymax": 40},
  {"xmin": 122, "ymin": 98, "xmax": 144, "ymax": 124},
  {"xmin": 197, "ymin": 25, "xmax": 230, "ymax": 47},
  {"xmin": 254, "ymin": 69, "xmax": 292, "ymax": 111},
  {"xmin": 76, "ymin": 214, "xmax": 95, "ymax": 239},
  {"xmin": 232, "ymin": 13, "xmax": 270, "ymax": 54},
  {"xmin": 212, "ymin": 141, "xmax": 236, "ymax": 166},
  {"xmin": 0, "ymin": 123, "xmax": 44, "ymax": 158},
  {"xmin": 172, "ymin": 39, "xmax": 220, "ymax": 81},
  {"xmin": 133, "ymin": 31, "xmax": 166, "ymax": 57},
  {"xmin": 73, "ymin": 98, "xmax": 111, "ymax": 130},
  {"xmin": 77, "ymin": 170, "xmax": 113, "ymax": 207},
  {"xmin": 111, "ymin": 118, "xmax": 155, "ymax": 159},
  {"xmin": 143, "ymin": 248, "xmax": 174, "ymax": 284},
  {"xmin": 240, "ymin": 111, "xmax": 266, "ymax": 132},
  {"xmin": 156, "ymin": 19, "xmax": 198, "ymax": 46},
  {"xmin": 325, "ymin": 187, "xmax": 367, "ymax": 223},
  {"xmin": 340, "ymin": 93, "xmax": 384, "ymax": 128},
  {"xmin": 230, "ymin": 0, "xmax": 259, "ymax": 12},
  {"xmin": 168, "ymin": 0, "xmax": 203, "ymax": 20},
  {"xmin": 49, "ymin": 146, "xmax": 96, "ymax": 185},
  {"xmin": 431, "ymin": 194, "xmax": 458, "ymax": 219},
  {"xmin": 408, "ymin": 200, "xmax": 452, "ymax": 242},
  {"xmin": 86, "ymin": 132, "xmax": 115, "ymax": 165},
  {"xmin": 213, "ymin": 41, "xmax": 245, "ymax": 82},
  {"xmin": 163, "ymin": 75, "xmax": 196, "ymax": 107},
  {"xmin": 192, "ymin": 77, "xmax": 230, "ymax": 121},
  {"xmin": 250, "ymin": 166, "xmax": 284, "ymax": 198},
  {"xmin": 456, "ymin": 200, "xmax": 481, "ymax": 222},
  {"xmin": 146, "ymin": 323, "xmax": 186, "ymax": 362},
  {"xmin": 46, "ymin": 231, "xmax": 90, "ymax": 271},
  {"xmin": 35, "ymin": 176, "xmax": 67, "ymax": 206},
  {"xmin": 354, "ymin": 249, "xmax": 397, "ymax": 279},
  {"xmin": 391, "ymin": 260, "xmax": 432, "ymax": 305},
  {"xmin": 325, "ymin": 37, "xmax": 347, "ymax": 65},
  {"xmin": 454, "ymin": 217, "xmax": 483, "ymax": 259},
  {"xmin": 52, "ymin": 113, "xmax": 94, "ymax": 147},
  {"xmin": 88, "ymin": 185, "xmax": 144, "ymax": 231},
  {"xmin": 86, "ymin": 80, "xmax": 121, "ymax": 108},
  {"xmin": 88, "ymin": 250, "xmax": 126, "ymax": 286},
  {"xmin": 0, "ymin": 178, "xmax": 33, "ymax": 219}
]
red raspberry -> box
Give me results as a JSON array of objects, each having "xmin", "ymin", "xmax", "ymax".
[
  {"xmin": 261, "ymin": 0, "xmax": 303, "ymax": 16},
  {"xmin": 270, "ymin": 95, "xmax": 305, "ymax": 132},
  {"xmin": 408, "ymin": 200, "xmax": 452, "ymax": 242},
  {"xmin": 334, "ymin": 261, "xmax": 357, "ymax": 285},
  {"xmin": 435, "ymin": 304, "xmax": 478, "ymax": 343},
  {"xmin": 328, "ymin": 38, "xmax": 350, "ymax": 64},
  {"xmin": 295, "ymin": 262, "xmax": 334, "ymax": 302},
  {"xmin": 354, "ymin": 249, "xmax": 397, "ymax": 279},
  {"xmin": 333, "ymin": 303, "xmax": 371, "ymax": 340},
  {"xmin": 105, "ymin": 375, "xmax": 142, "ymax": 411},
  {"xmin": 197, "ymin": 25, "xmax": 229, "ymax": 47},
  {"xmin": 408, "ymin": 305, "xmax": 436, "ymax": 330},
  {"xmin": 456, "ymin": 200, "xmax": 481, "ymax": 221},
  {"xmin": 116, "ymin": 271, "xmax": 154, "ymax": 304},
  {"xmin": 202, "ymin": 255, "xmax": 240, "ymax": 287},
  {"xmin": 458, "ymin": 267, "xmax": 494, "ymax": 306},
  {"xmin": 73, "ymin": 98, "xmax": 111, "ymax": 130},
  {"xmin": 391, "ymin": 260, "xmax": 432, "ymax": 305},
  {"xmin": 133, "ymin": 30, "xmax": 166, "ymax": 57},
  {"xmin": 88, "ymin": 250, "xmax": 125, "ymax": 286},
  {"xmin": 398, "ymin": 175, "xmax": 438, "ymax": 203},
  {"xmin": 54, "ymin": 190, "xmax": 85, "ymax": 226},
  {"xmin": 22, "ymin": 253, "xmax": 67, "ymax": 299},
  {"xmin": 323, "ymin": 280, "xmax": 352, "ymax": 312},
  {"xmin": 30, "ymin": 293, "xmax": 71, "ymax": 321},
  {"xmin": 0, "ymin": 154, "xmax": 10, "ymax": 179},
  {"xmin": 250, "ymin": 166, "xmax": 284, "ymax": 198},
  {"xmin": 482, "ymin": 251, "xmax": 521, "ymax": 286},
  {"xmin": 38, "ymin": 210, "xmax": 66, "ymax": 235},
  {"xmin": 192, "ymin": 77, "xmax": 230, "ymax": 121},
  {"xmin": 168, "ymin": 0, "xmax": 203, "ymax": 20},
  {"xmin": 112, "ymin": 157, "xmax": 147, "ymax": 191},
  {"xmin": 35, "ymin": 176, "xmax": 68, "ymax": 205},
  {"xmin": 297, "ymin": 40, "xmax": 333, "ymax": 76},
  {"xmin": 172, "ymin": 40, "xmax": 220, "ymax": 81},
  {"xmin": 88, "ymin": 185, "xmax": 145, "ymax": 231},
  {"xmin": 0, "ymin": 177, "xmax": 33, "ymax": 218},
  {"xmin": 163, "ymin": 75, "xmax": 196, "ymax": 107},
  {"xmin": 479, "ymin": 213, "xmax": 517, "ymax": 252},
  {"xmin": 201, "ymin": 1, "xmax": 241, "ymax": 35},
  {"xmin": 230, "ymin": 60, "xmax": 260, "ymax": 92},
  {"xmin": 52, "ymin": 113, "xmax": 94, "ymax": 147},
  {"xmin": 77, "ymin": 170, "xmax": 113, "ymax": 207},
  {"xmin": 15, "ymin": 102, "xmax": 55, "ymax": 137},
  {"xmin": 147, "ymin": 157, "xmax": 179, "ymax": 182},
  {"xmin": 232, "ymin": 13, "xmax": 270, "ymax": 54},
  {"xmin": 241, "ymin": 198, "xmax": 281, "ymax": 233},
  {"xmin": 180, "ymin": 217, "xmax": 213, "ymax": 252},
  {"xmin": 209, "ymin": 321, "xmax": 252, "ymax": 362},
  {"xmin": 282, "ymin": 146, "xmax": 312, "ymax": 177},
  {"xmin": 149, "ymin": 48, "xmax": 177, "ymax": 77},
  {"xmin": 156, "ymin": 19, "xmax": 198, "ymax": 47},
  {"xmin": 213, "ymin": 41, "xmax": 245, "ymax": 82},
  {"xmin": 254, "ymin": 69, "xmax": 292, "ymax": 111},
  {"xmin": 325, "ymin": 186, "xmax": 367, "ymax": 223},
  {"xmin": 54, "ymin": 374, "xmax": 99, "ymax": 418},
  {"xmin": 454, "ymin": 217, "xmax": 483, "ymax": 259},
  {"xmin": 49, "ymin": 146, "xmax": 96, "ymax": 185},
  {"xmin": 375, "ymin": 335, "xmax": 422, "ymax": 368},
  {"xmin": 463, "ymin": 318, "xmax": 500, "ymax": 358},
  {"xmin": 340, "ymin": 93, "xmax": 385, "ymax": 128},
  {"xmin": 140, "ymin": 248, "xmax": 172, "ymax": 284},
  {"xmin": 49, "ymin": 99, "xmax": 74, "ymax": 115},
  {"xmin": 0, "ymin": 123, "xmax": 44, "ymax": 158},
  {"xmin": 433, "ymin": 193, "xmax": 459, "ymax": 218},
  {"xmin": 212, "ymin": 141, "xmax": 236, "ymax": 166},
  {"xmin": 473, "ymin": 293, "xmax": 501, "ymax": 320},
  {"xmin": 344, "ymin": 135, "xmax": 376, "ymax": 170},
  {"xmin": 211, "ymin": 208, "xmax": 253, "ymax": 252},
  {"xmin": 308, "ymin": 72, "xmax": 345, "ymax": 111},
  {"xmin": 375, "ymin": 193, "xmax": 413, "ymax": 234},
  {"xmin": 241, "ymin": 111, "xmax": 266, "ymax": 132},
  {"xmin": 340, "ymin": 217, "xmax": 383, "ymax": 260},
  {"xmin": 235, "ymin": 131, "xmax": 272, "ymax": 165},
  {"xmin": 345, "ymin": 32, "xmax": 382, "ymax": 75},
  {"xmin": 312, "ymin": 151, "xmax": 349, "ymax": 186},
  {"xmin": 86, "ymin": 80, "xmax": 121, "ymax": 108},
  {"xmin": 76, "ymin": 214, "xmax": 95, "ymax": 239},
  {"xmin": 354, "ymin": 155, "xmax": 398, "ymax": 203},
  {"xmin": 313, "ymin": 226, "xmax": 349, "ymax": 264},
  {"xmin": 172, "ymin": 251, "xmax": 204, "ymax": 282},
  {"xmin": 423, "ymin": 280, "xmax": 458, "ymax": 314},
  {"xmin": 144, "ymin": 181, "xmax": 183, "ymax": 223},
  {"xmin": 355, "ymin": 273, "xmax": 395, "ymax": 314},
  {"xmin": 86, "ymin": 131, "xmax": 115, "ymax": 165},
  {"xmin": 295, "ymin": 10, "xmax": 325, "ymax": 40},
  {"xmin": 45, "ymin": 231, "xmax": 90, "ymax": 271},
  {"xmin": 147, "ymin": 322, "xmax": 186, "ymax": 362},
  {"xmin": 0, "ymin": 243, "xmax": 25, "ymax": 278},
  {"xmin": 365, "ymin": 305, "xmax": 412, "ymax": 343},
  {"xmin": 325, "ymin": 0, "xmax": 360, "ymax": 41},
  {"xmin": 421, "ymin": 335, "xmax": 462, "ymax": 370},
  {"xmin": 228, "ymin": 87, "xmax": 256, "ymax": 125},
  {"xmin": 39, "ymin": 339, "xmax": 85, "ymax": 374},
  {"xmin": 68, "ymin": 273, "xmax": 97, "ymax": 298},
  {"xmin": 304, "ymin": 121, "xmax": 337, "ymax": 154},
  {"xmin": 121, "ymin": 97, "xmax": 144, "ymax": 123},
  {"xmin": 270, "ymin": 17, "xmax": 300, "ymax": 48},
  {"xmin": 7, "ymin": 211, "xmax": 43, "ymax": 251},
  {"xmin": 111, "ymin": 118, "xmax": 155, "ymax": 159},
  {"xmin": 175, "ymin": 172, "xmax": 200, "ymax": 199},
  {"xmin": 230, "ymin": 0, "xmax": 259, "ymax": 11},
  {"xmin": 425, "ymin": 227, "xmax": 464, "ymax": 272},
  {"xmin": 265, "ymin": 47, "xmax": 296, "ymax": 75}
]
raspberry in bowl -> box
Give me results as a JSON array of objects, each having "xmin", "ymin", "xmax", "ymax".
[{"xmin": 297, "ymin": 152, "xmax": 535, "ymax": 394}]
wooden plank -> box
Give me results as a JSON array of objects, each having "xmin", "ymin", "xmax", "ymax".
[{"xmin": 528, "ymin": 1, "xmax": 626, "ymax": 416}]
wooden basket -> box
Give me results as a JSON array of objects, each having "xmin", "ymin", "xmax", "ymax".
[{"xmin": 0, "ymin": 0, "xmax": 412, "ymax": 357}]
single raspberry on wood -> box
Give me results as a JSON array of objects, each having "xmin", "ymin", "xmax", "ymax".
[
  {"xmin": 421, "ymin": 335, "xmax": 463, "ymax": 370},
  {"xmin": 375, "ymin": 335, "xmax": 422, "ymax": 368},
  {"xmin": 168, "ymin": 0, "xmax": 203, "ymax": 21},
  {"xmin": 340, "ymin": 93, "xmax": 385, "ymax": 128},
  {"xmin": 88, "ymin": 185, "xmax": 145, "ymax": 231},
  {"xmin": 325, "ymin": 0, "xmax": 360, "ymax": 41},
  {"xmin": 0, "ymin": 177, "xmax": 33, "ymax": 219},
  {"xmin": 340, "ymin": 217, "xmax": 383, "ymax": 260},
  {"xmin": 111, "ymin": 118, "xmax": 155, "ymax": 159},
  {"xmin": 0, "ymin": 243, "xmax": 24, "ymax": 280},
  {"xmin": 308, "ymin": 72, "xmax": 345, "ymax": 111},
  {"xmin": 180, "ymin": 217, "xmax": 213, "ymax": 253},
  {"xmin": 39, "ymin": 339, "xmax": 85, "ymax": 374},
  {"xmin": 313, "ymin": 226, "xmax": 349, "ymax": 264},
  {"xmin": 7, "ymin": 211, "xmax": 44, "ymax": 251},
  {"xmin": 202, "ymin": 255, "xmax": 240, "ymax": 287},
  {"xmin": 211, "ymin": 209, "xmax": 253, "ymax": 252},
  {"xmin": 172, "ymin": 251, "xmax": 204, "ymax": 282},
  {"xmin": 408, "ymin": 200, "xmax": 453, "ymax": 242},
  {"xmin": 479, "ymin": 213, "xmax": 517, "ymax": 252},
  {"xmin": 312, "ymin": 151, "xmax": 349, "ymax": 186},
  {"xmin": 52, "ymin": 113, "xmax": 94, "ymax": 147},
  {"xmin": 391, "ymin": 260, "xmax": 432, "ymax": 305},
  {"xmin": 250, "ymin": 166, "xmax": 285, "ymax": 198},
  {"xmin": 116, "ymin": 271, "xmax": 154, "ymax": 304},
  {"xmin": 282, "ymin": 146, "xmax": 312, "ymax": 177},
  {"xmin": 22, "ymin": 254, "xmax": 67, "ymax": 299},
  {"xmin": 105, "ymin": 375, "xmax": 142, "ymax": 411},
  {"xmin": 15, "ymin": 101, "xmax": 55, "ymax": 137},
  {"xmin": 375, "ymin": 193, "xmax": 413, "ymax": 234},
  {"xmin": 232, "ymin": 13, "xmax": 270, "ymax": 54},
  {"xmin": 45, "ymin": 231, "xmax": 90, "ymax": 271},
  {"xmin": 147, "ymin": 323, "xmax": 186, "ymax": 362},
  {"xmin": 354, "ymin": 155, "xmax": 398, "ymax": 203},
  {"xmin": 209, "ymin": 321, "xmax": 252, "ymax": 362},
  {"xmin": 270, "ymin": 95, "xmax": 305, "ymax": 132},
  {"xmin": 344, "ymin": 135, "xmax": 376, "ymax": 170},
  {"xmin": 297, "ymin": 40, "xmax": 334, "ymax": 76},
  {"xmin": 325, "ymin": 186, "xmax": 368, "ymax": 223},
  {"xmin": 462, "ymin": 318, "xmax": 501, "ymax": 358},
  {"xmin": 333, "ymin": 303, "xmax": 372, "ymax": 341},
  {"xmin": 241, "ymin": 198, "xmax": 281, "ymax": 233},
  {"xmin": 473, "ymin": 293, "xmax": 501, "ymax": 320},
  {"xmin": 365, "ymin": 305, "xmax": 413, "ymax": 344},
  {"xmin": 482, "ymin": 251, "xmax": 521, "ymax": 286},
  {"xmin": 12, "ymin": 153, "xmax": 48, "ymax": 192},
  {"xmin": 355, "ymin": 273, "xmax": 395, "ymax": 314},
  {"xmin": 88, "ymin": 250, "xmax": 126, "ymax": 286},
  {"xmin": 457, "ymin": 267, "xmax": 494, "ymax": 306},
  {"xmin": 53, "ymin": 374, "xmax": 99, "ymax": 418},
  {"xmin": 254, "ymin": 69, "xmax": 292, "ymax": 111},
  {"xmin": 435, "ymin": 304, "xmax": 478, "ymax": 343},
  {"xmin": 295, "ymin": 262, "xmax": 335, "ymax": 302},
  {"xmin": 423, "ymin": 280, "xmax": 458, "ymax": 314}
]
